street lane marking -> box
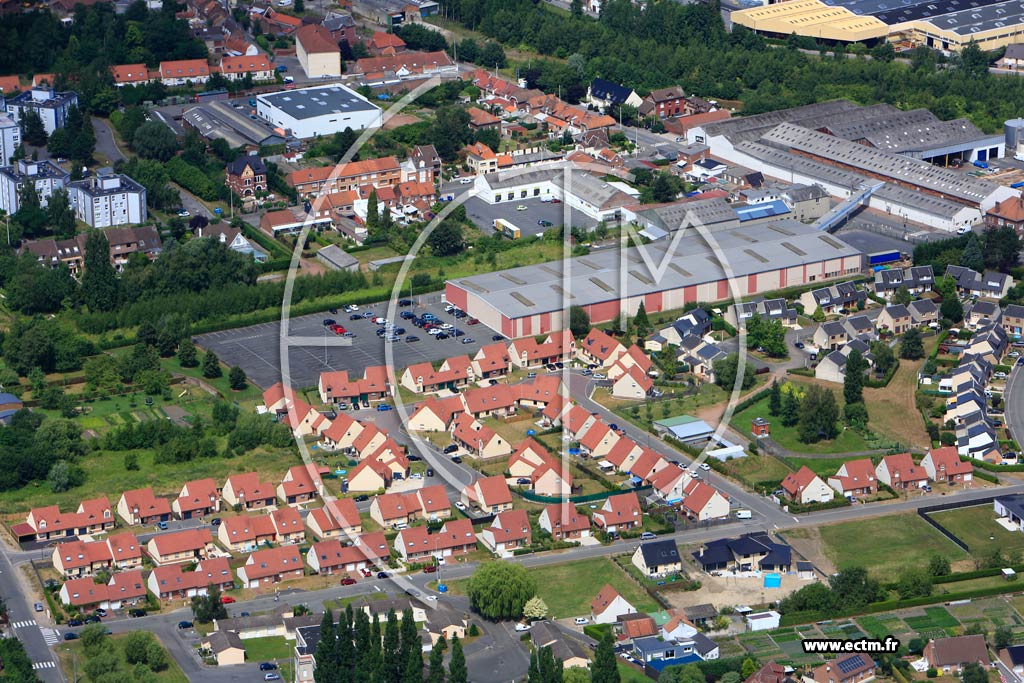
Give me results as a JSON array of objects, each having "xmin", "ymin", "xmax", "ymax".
[
  {"xmin": 32, "ymin": 661, "xmax": 56, "ymax": 669},
  {"xmin": 12, "ymin": 620, "xmax": 37, "ymax": 628}
]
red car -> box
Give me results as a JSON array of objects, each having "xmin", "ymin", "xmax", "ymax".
[
  {"xmin": 220, "ymin": 596, "xmax": 236, "ymax": 604},
  {"xmin": 341, "ymin": 577, "xmax": 357, "ymax": 585},
  {"xmin": 467, "ymin": 318, "xmax": 479, "ymax": 325},
  {"xmin": 331, "ymin": 325, "xmax": 347, "ymax": 335},
  {"xmin": 360, "ymin": 568, "xmax": 373, "ymax": 577},
  {"xmin": 422, "ymin": 565, "xmax": 438, "ymax": 574}
]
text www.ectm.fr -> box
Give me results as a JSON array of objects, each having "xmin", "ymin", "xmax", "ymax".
[{"xmin": 802, "ymin": 638, "xmax": 901, "ymax": 654}]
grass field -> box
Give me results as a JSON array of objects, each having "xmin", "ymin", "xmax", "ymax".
[
  {"xmin": 720, "ymin": 455, "xmax": 793, "ymax": 488},
  {"xmin": 929, "ymin": 505, "xmax": 1024, "ymax": 560},
  {"xmin": 781, "ymin": 456, "xmax": 875, "ymax": 479},
  {"xmin": 445, "ymin": 557, "xmax": 659, "ymax": 619},
  {"xmin": 863, "ymin": 340, "xmax": 935, "ymax": 449},
  {"xmin": 244, "ymin": 636, "xmax": 293, "ymax": 662},
  {"xmin": 813, "ymin": 513, "xmax": 967, "ymax": 577},
  {"xmin": 618, "ymin": 662, "xmax": 651, "ymax": 683},
  {"xmin": 57, "ymin": 633, "xmax": 187, "ymax": 683},
  {"xmin": 730, "ymin": 393, "xmax": 871, "ymax": 454}
]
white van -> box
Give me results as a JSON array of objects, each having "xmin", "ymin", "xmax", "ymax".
[{"xmin": 735, "ymin": 509, "xmax": 752, "ymax": 519}]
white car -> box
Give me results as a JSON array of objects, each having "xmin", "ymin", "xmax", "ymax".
[
  {"xmin": 700, "ymin": 463, "xmax": 711, "ymax": 471},
  {"xmin": 514, "ymin": 623, "xmax": 531, "ymax": 632},
  {"xmin": 440, "ymin": 323, "xmax": 454, "ymax": 330},
  {"xmin": 995, "ymin": 372, "xmax": 1008, "ymax": 379},
  {"xmin": 425, "ymin": 595, "xmax": 438, "ymax": 601},
  {"xmin": 345, "ymin": 305, "xmax": 359, "ymax": 312},
  {"xmin": 592, "ymin": 373, "xmax": 606, "ymax": 379},
  {"xmin": 573, "ymin": 617, "xmax": 589, "ymax": 625},
  {"xmin": 458, "ymin": 178, "xmax": 473, "ymax": 184},
  {"xmin": 429, "ymin": 328, "xmax": 443, "ymax": 336},
  {"xmin": 410, "ymin": 473, "xmax": 422, "ymax": 480},
  {"xmin": 454, "ymin": 501, "xmax": 467, "ymax": 511},
  {"xmin": 373, "ymin": 317, "xmax": 387, "ymax": 325}
]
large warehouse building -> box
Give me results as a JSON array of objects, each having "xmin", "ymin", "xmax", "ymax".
[
  {"xmin": 445, "ymin": 220, "xmax": 863, "ymax": 338},
  {"xmin": 688, "ymin": 101, "xmax": 1016, "ymax": 232},
  {"xmin": 731, "ymin": 0, "xmax": 1024, "ymax": 51},
  {"xmin": 256, "ymin": 84, "xmax": 383, "ymax": 139}
]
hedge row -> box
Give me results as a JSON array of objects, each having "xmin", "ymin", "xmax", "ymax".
[
  {"xmin": 962, "ymin": 456, "xmax": 1024, "ymax": 473},
  {"xmin": 863, "ymin": 360, "xmax": 901, "ymax": 389}
]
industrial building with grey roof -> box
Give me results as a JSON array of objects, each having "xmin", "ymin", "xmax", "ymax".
[{"xmin": 445, "ymin": 219, "xmax": 863, "ymax": 338}]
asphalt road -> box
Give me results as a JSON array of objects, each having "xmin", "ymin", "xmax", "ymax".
[
  {"xmin": 1004, "ymin": 362, "xmax": 1024, "ymax": 448},
  {"xmin": 195, "ymin": 299, "xmax": 500, "ymax": 390},
  {"xmin": 92, "ymin": 117, "xmax": 126, "ymax": 165}
]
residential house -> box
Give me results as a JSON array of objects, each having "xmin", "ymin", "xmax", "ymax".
[
  {"xmin": 999, "ymin": 645, "xmax": 1024, "ymax": 679},
  {"xmin": 354, "ymin": 531, "xmax": 391, "ymax": 566},
  {"xmin": 827, "ymin": 458, "xmax": 877, "ymax": 498},
  {"xmin": 611, "ymin": 364, "xmax": 654, "ymax": 400},
  {"xmin": 692, "ymin": 533, "xmax": 793, "ymax": 573},
  {"xmin": 638, "ymin": 86, "xmax": 688, "ymax": 119},
  {"xmin": 172, "ymin": 478, "xmax": 221, "ymax": 520},
  {"xmin": 461, "ymin": 384, "xmax": 517, "ymax": 420},
  {"xmin": 1002, "ymin": 303, "xmax": 1024, "ymax": 337},
  {"xmin": 203, "ymin": 631, "xmax": 246, "ymax": 667},
  {"xmin": 146, "ymin": 529, "xmax": 215, "ymax": 566},
  {"xmin": 805, "ymin": 653, "xmax": 876, "ymax": 683},
  {"xmin": 464, "ymin": 142, "xmax": 498, "ymax": 175},
  {"xmin": 873, "ymin": 265, "xmax": 934, "ymax": 300},
  {"xmin": 305, "ymin": 540, "xmax": 373, "ymax": 575},
  {"xmin": 400, "ymin": 357, "xmax": 474, "ymax": 394},
  {"xmin": 394, "ymin": 519, "xmax": 477, "ymax": 562},
  {"xmin": 322, "ymin": 11, "xmax": 357, "ymax": 44},
  {"xmin": 620, "ymin": 613, "xmax": 660, "ymax": 642},
  {"xmin": 478, "ymin": 509, "xmax": 532, "ymax": 556},
  {"xmin": 59, "ymin": 570, "xmax": 146, "ymax": 611},
  {"xmin": 531, "ymin": 621, "xmax": 593, "ymax": 668},
  {"xmin": 725, "ymin": 299, "xmax": 799, "ymax": 330},
  {"xmin": 111, "ymin": 63, "xmax": 152, "ymax": 87},
  {"xmin": 650, "ymin": 466, "xmax": 689, "ymax": 505},
  {"xmin": 217, "ymin": 514, "xmax": 278, "ymax": 553},
  {"xmin": 875, "ymin": 453, "xmax": 929, "ymax": 490},
  {"xmin": 295, "ymin": 24, "xmax": 342, "ymax": 78},
  {"xmin": 922, "ymin": 635, "xmax": 989, "ymax": 673},
  {"xmin": 286, "ymin": 156, "xmax": 402, "ymax": 198},
  {"xmin": 147, "ymin": 557, "xmax": 234, "ymax": 600},
  {"xmin": 451, "ymin": 414, "xmax": 510, "ymax": 459},
  {"xmin": 225, "ymin": 156, "xmax": 267, "ymax": 198},
  {"xmin": 507, "ymin": 331, "xmax": 575, "ymax": 369},
  {"xmin": 946, "ymin": 265, "xmax": 1013, "ymax": 299},
  {"xmin": 270, "ymin": 507, "xmax": 305, "ymax": 545},
  {"xmin": 631, "ymin": 539, "xmax": 682, "ymax": 578},
  {"xmin": 966, "ymin": 300, "xmax": 1002, "ymax": 328},
  {"xmin": 353, "ymin": 51, "xmax": 456, "ymax": 81},
  {"xmin": 21, "ymin": 498, "xmax": 114, "ymax": 542},
  {"xmin": 909, "ymin": 299, "xmax": 939, "ymax": 326},
  {"xmin": 578, "ymin": 328, "xmax": 627, "ymax": 367},
  {"xmin": 195, "ymin": 224, "xmax": 267, "ymax": 265},
  {"xmin": 592, "ymin": 491, "xmax": 642, "ymax": 532},
  {"xmin": 986, "ymin": 195, "xmax": 1024, "ymax": 234},
  {"xmin": 472, "ymin": 343, "xmax": 511, "ymax": 379},
  {"xmin": 104, "ymin": 226, "xmax": 162, "ymax": 272},
  {"xmin": 159, "ymin": 59, "xmax": 210, "ymax": 86},
  {"xmin": 116, "ymin": 488, "xmax": 172, "ymax": 526},
  {"xmin": 467, "ymin": 107, "xmax": 501, "ymax": 131},
  {"xmin": 236, "ymin": 546, "xmax": 305, "ymax": 589},
  {"xmin": 799, "ymin": 282, "xmax": 865, "ymax": 316},
  {"xmin": 305, "ymin": 498, "xmax": 362, "ymax": 540},
  {"xmin": 222, "ymin": 472, "xmax": 277, "ymax": 511},
  {"xmin": 813, "ymin": 321, "xmax": 850, "ymax": 351},
  {"xmin": 367, "ymin": 31, "xmax": 406, "ymax": 55},
  {"xmin": 921, "ymin": 446, "xmax": 973, "ymax": 486},
  {"xmin": 538, "ymin": 502, "xmax": 592, "ymax": 541},
  {"xmin": 461, "ymin": 476, "xmax": 513, "ymax": 513},
  {"xmin": 67, "ymin": 171, "xmax": 148, "ymax": 230},
  {"xmin": 678, "ymin": 479, "xmax": 729, "ymax": 521},
  {"xmin": 319, "ymin": 412, "xmax": 366, "ymax": 451},
  {"xmin": 877, "ymin": 304, "xmax": 913, "ymax": 335},
  {"xmin": 106, "ymin": 532, "xmax": 144, "ymax": 571},
  {"xmin": 426, "ymin": 602, "xmax": 468, "ymax": 645},
  {"xmin": 591, "ymin": 584, "xmax": 637, "ymax": 624},
  {"xmin": 646, "ymin": 309, "xmax": 712, "ymax": 351},
  {"xmin": 781, "ymin": 466, "xmax": 835, "ymax": 505},
  {"xmin": 277, "ymin": 464, "xmax": 325, "ymax": 506},
  {"xmin": 52, "ymin": 539, "xmax": 113, "ymax": 579},
  {"xmin": 318, "ymin": 365, "xmax": 391, "ymax": 405},
  {"xmin": 747, "ymin": 662, "xmax": 800, "ymax": 683},
  {"xmin": 587, "ymin": 78, "xmax": 643, "ymax": 112},
  {"xmin": 219, "ymin": 54, "xmax": 273, "ymax": 81}
]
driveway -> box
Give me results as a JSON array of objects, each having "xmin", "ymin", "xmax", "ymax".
[{"xmin": 93, "ymin": 117, "xmax": 126, "ymax": 164}]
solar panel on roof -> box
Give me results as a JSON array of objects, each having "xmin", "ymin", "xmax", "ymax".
[{"xmin": 836, "ymin": 656, "xmax": 866, "ymax": 674}]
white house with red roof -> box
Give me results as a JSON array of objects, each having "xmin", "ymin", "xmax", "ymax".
[
  {"xmin": 875, "ymin": 453, "xmax": 930, "ymax": 490},
  {"xmin": 604, "ymin": 437, "xmax": 643, "ymax": 473},
  {"xmin": 306, "ymin": 540, "xmax": 373, "ymax": 575},
  {"xmin": 827, "ymin": 459, "xmax": 877, "ymax": 498},
  {"xmin": 479, "ymin": 509, "xmax": 532, "ymax": 556},
  {"xmin": 60, "ymin": 570, "xmax": 146, "ymax": 611},
  {"xmin": 172, "ymin": 478, "xmax": 221, "ymax": 519},
  {"xmin": 116, "ymin": 488, "xmax": 172, "ymax": 526},
  {"xmin": 538, "ymin": 502, "xmax": 592, "ymax": 541},
  {"xmin": 355, "ymin": 531, "xmax": 391, "ymax": 565},
  {"xmin": 461, "ymin": 384, "xmax": 518, "ymax": 420},
  {"xmin": 681, "ymin": 480, "xmax": 730, "ymax": 521},
  {"xmin": 237, "ymin": 546, "xmax": 304, "ymax": 588},
  {"xmin": 462, "ymin": 475, "xmax": 513, "ymax": 513},
  {"xmin": 320, "ymin": 412, "xmax": 366, "ymax": 450},
  {"xmin": 107, "ymin": 532, "xmax": 144, "ymax": 571},
  {"xmin": 217, "ymin": 514, "xmax": 278, "ymax": 553},
  {"xmin": 219, "ymin": 54, "xmax": 273, "ymax": 81},
  {"xmin": 395, "ymin": 519, "xmax": 478, "ymax": 562},
  {"xmin": 577, "ymin": 328, "xmax": 626, "ymax": 367},
  {"xmin": 451, "ymin": 413, "xmax": 510, "ymax": 459},
  {"xmin": 516, "ymin": 375, "xmax": 564, "ymax": 410},
  {"xmin": 147, "ymin": 557, "xmax": 233, "ymax": 600},
  {"xmin": 922, "ymin": 446, "xmax": 973, "ymax": 486},
  {"xmin": 629, "ymin": 448, "xmax": 670, "ymax": 484},
  {"xmin": 276, "ymin": 464, "xmax": 325, "ymax": 506},
  {"xmin": 781, "ymin": 466, "xmax": 834, "ymax": 504},
  {"xmin": 508, "ymin": 331, "xmax": 575, "ymax": 369},
  {"xmin": 22, "ymin": 497, "xmax": 114, "ymax": 542},
  {"xmin": 52, "ymin": 539, "xmax": 114, "ymax": 578},
  {"xmin": 562, "ymin": 404, "xmax": 598, "ymax": 441},
  {"xmin": 472, "ymin": 343, "xmax": 511, "ymax": 378},
  {"xmin": 649, "ymin": 466, "xmax": 689, "ymax": 505},
  {"xmin": 270, "ymin": 507, "xmax": 305, "ymax": 545},
  {"xmin": 591, "ymin": 584, "xmax": 637, "ymax": 624},
  {"xmin": 608, "ymin": 345, "xmax": 655, "ymax": 379},
  {"xmin": 318, "ymin": 366, "xmax": 391, "ymax": 405},
  {"xmin": 508, "ymin": 438, "xmax": 551, "ymax": 478},
  {"xmin": 407, "ymin": 395, "xmax": 466, "ymax": 432},
  {"xmin": 401, "ymin": 356, "xmax": 475, "ymax": 394},
  {"xmin": 146, "ymin": 528, "xmax": 215, "ymax": 565},
  {"xmin": 222, "ymin": 472, "xmax": 277, "ymax": 511},
  {"xmin": 158, "ymin": 59, "xmax": 210, "ymax": 86},
  {"xmin": 110, "ymin": 63, "xmax": 152, "ymax": 86},
  {"xmin": 306, "ymin": 498, "xmax": 362, "ymax": 540},
  {"xmin": 579, "ymin": 421, "xmax": 620, "ymax": 458},
  {"xmin": 611, "ymin": 364, "xmax": 655, "ymax": 400},
  {"xmin": 592, "ymin": 491, "xmax": 641, "ymax": 532}
]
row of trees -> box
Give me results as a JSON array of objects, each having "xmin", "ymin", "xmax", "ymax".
[
  {"xmin": 913, "ymin": 227, "xmax": 1022, "ymax": 274},
  {"xmin": 767, "ymin": 381, "xmax": 840, "ymax": 444}
]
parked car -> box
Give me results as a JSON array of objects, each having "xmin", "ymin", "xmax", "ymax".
[
  {"xmin": 350, "ymin": 314, "xmax": 362, "ymax": 321},
  {"xmin": 436, "ymin": 332, "xmax": 450, "ymax": 340},
  {"xmin": 322, "ymin": 318, "xmax": 336, "ymax": 326},
  {"xmin": 443, "ymin": 444, "xmax": 459, "ymax": 454},
  {"xmin": 422, "ymin": 564, "xmax": 438, "ymax": 573},
  {"xmin": 398, "ymin": 299, "xmax": 413, "ymax": 306},
  {"xmin": 640, "ymin": 532, "xmax": 657, "ymax": 540},
  {"xmin": 64, "ymin": 632, "xmax": 79, "ymax": 640},
  {"xmin": 451, "ymin": 456, "xmax": 462, "ymax": 464},
  {"xmin": 537, "ymin": 220, "xmax": 553, "ymax": 227},
  {"xmin": 341, "ymin": 577, "xmax": 357, "ymax": 585},
  {"xmin": 220, "ymin": 596, "xmax": 236, "ymax": 604},
  {"xmin": 260, "ymin": 663, "xmax": 279, "ymax": 671},
  {"xmin": 492, "ymin": 334, "xmax": 506, "ymax": 341},
  {"xmin": 516, "ymin": 478, "xmax": 531, "ymax": 485},
  {"xmin": 67, "ymin": 619, "xmax": 84, "ymax": 627},
  {"xmin": 574, "ymin": 617, "xmax": 589, "ymax": 625},
  {"xmin": 426, "ymin": 468, "xmax": 434, "ymax": 477},
  {"xmin": 377, "ymin": 404, "xmax": 393, "ymax": 412},
  {"xmin": 995, "ymin": 371, "xmax": 1008, "ymax": 379},
  {"xmin": 34, "ymin": 602, "xmax": 43, "ymax": 612},
  {"xmin": 515, "ymin": 622, "xmax": 531, "ymax": 632},
  {"xmin": 176, "ymin": 209, "xmax": 190, "ymax": 217},
  {"xmin": 265, "ymin": 675, "xmax": 281, "ymax": 681},
  {"xmin": 157, "ymin": 521, "xmax": 168, "ymax": 531},
  {"xmin": 700, "ymin": 463, "xmax": 711, "ymax": 471},
  {"xmin": 515, "ymin": 205, "xmax": 527, "ymax": 211},
  {"xmin": 461, "ymin": 337, "xmax": 475, "ymax": 344},
  {"xmin": 84, "ymin": 615, "xmax": 101, "ymax": 624},
  {"xmin": 129, "ymin": 608, "xmax": 146, "ymax": 618},
  {"xmin": 354, "ymin": 495, "xmax": 369, "ymax": 502},
  {"xmin": 454, "ymin": 501, "xmax": 467, "ymax": 511}
]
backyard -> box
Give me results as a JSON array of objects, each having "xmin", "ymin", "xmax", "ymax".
[
  {"xmin": 730, "ymin": 392, "xmax": 871, "ymax": 455},
  {"xmin": 719, "ymin": 455, "xmax": 794, "ymax": 489},
  {"xmin": 929, "ymin": 504, "xmax": 1024, "ymax": 560},
  {"xmin": 862, "ymin": 343, "xmax": 935, "ymax": 450},
  {"xmin": 244, "ymin": 635, "xmax": 293, "ymax": 662}
]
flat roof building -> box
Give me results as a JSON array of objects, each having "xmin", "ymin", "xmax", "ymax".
[
  {"xmin": 256, "ymin": 84, "xmax": 383, "ymax": 139},
  {"xmin": 445, "ymin": 219, "xmax": 863, "ymax": 338},
  {"xmin": 183, "ymin": 101, "xmax": 286, "ymax": 149}
]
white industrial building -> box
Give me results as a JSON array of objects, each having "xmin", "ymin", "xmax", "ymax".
[
  {"xmin": 255, "ymin": 85, "xmax": 382, "ymax": 139},
  {"xmin": 0, "ymin": 159, "xmax": 69, "ymax": 215},
  {"xmin": 0, "ymin": 114, "xmax": 20, "ymax": 166},
  {"xmin": 6, "ymin": 87, "xmax": 79, "ymax": 135},
  {"xmin": 69, "ymin": 170, "xmax": 147, "ymax": 228},
  {"xmin": 471, "ymin": 166, "xmax": 635, "ymax": 222}
]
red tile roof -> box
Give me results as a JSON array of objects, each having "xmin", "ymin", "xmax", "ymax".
[
  {"xmin": 110, "ymin": 64, "xmax": 151, "ymax": 84},
  {"xmin": 296, "ymin": 24, "xmax": 340, "ymax": 54},
  {"xmin": 242, "ymin": 546, "xmax": 304, "ymax": 580},
  {"xmin": 220, "ymin": 55, "xmax": 272, "ymax": 74},
  {"xmin": 159, "ymin": 59, "xmax": 210, "ymax": 79},
  {"xmin": 781, "ymin": 466, "xmax": 821, "ymax": 497},
  {"xmin": 149, "ymin": 529, "xmax": 212, "ymax": 557}
]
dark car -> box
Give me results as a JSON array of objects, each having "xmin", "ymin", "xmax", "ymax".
[
  {"xmin": 64, "ymin": 632, "xmax": 79, "ymax": 640},
  {"xmin": 426, "ymin": 468, "xmax": 434, "ymax": 477},
  {"xmin": 443, "ymin": 444, "xmax": 459, "ymax": 454},
  {"xmin": 489, "ymin": 378, "xmax": 499, "ymax": 386},
  {"xmin": 129, "ymin": 608, "xmax": 146, "ymax": 618},
  {"xmin": 454, "ymin": 310, "xmax": 467, "ymax": 318},
  {"xmin": 341, "ymin": 577, "xmax": 357, "ymax": 585},
  {"xmin": 350, "ymin": 314, "xmax": 362, "ymax": 321},
  {"xmin": 211, "ymin": 517, "xmax": 222, "ymax": 526},
  {"xmin": 452, "ymin": 329, "xmax": 465, "ymax": 337},
  {"xmin": 467, "ymin": 318, "xmax": 479, "ymax": 325},
  {"xmin": 451, "ymin": 456, "xmax": 463, "ymax": 464},
  {"xmin": 394, "ymin": 327, "xmax": 406, "ymax": 335},
  {"xmin": 400, "ymin": 311, "xmax": 416, "ymax": 319},
  {"xmin": 377, "ymin": 571, "xmax": 390, "ymax": 579},
  {"xmin": 84, "ymin": 615, "xmax": 101, "ymax": 624},
  {"xmin": 323, "ymin": 318, "xmax": 336, "ymax": 326},
  {"xmin": 406, "ymin": 335, "xmax": 420, "ymax": 343},
  {"xmin": 407, "ymin": 454, "xmax": 422, "ymax": 461},
  {"xmin": 537, "ymin": 220, "xmax": 553, "ymax": 227},
  {"xmin": 178, "ymin": 620, "xmax": 194, "ymax": 629},
  {"xmin": 354, "ymin": 494, "xmax": 369, "ymax": 502},
  {"xmin": 398, "ymin": 299, "xmax": 413, "ymax": 307},
  {"xmin": 260, "ymin": 663, "xmax": 279, "ymax": 671},
  {"xmin": 329, "ymin": 308, "xmax": 338, "ymax": 314},
  {"xmin": 436, "ymin": 332, "xmax": 450, "ymax": 340},
  {"xmin": 492, "ymin": 334, "xmax": 506, "ymax": 341},
  {"xmin": 68, "ymin": 619, "xmax": 84, "ymax": 627},
  {"xmin": 422, "ymin": 565, "xmax": 438, "ymax": 573},
  {"xmin": 516, "ymin": 478, "xmax": 531, "ymax": 485},
  {"xmin": 240, "ymin": 612, "xmax": 251, "ymax": 618}
]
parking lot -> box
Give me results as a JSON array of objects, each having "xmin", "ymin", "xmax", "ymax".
[
  {"xmin": 462, "ymin": 196, "xmax": 598, "ymax": 238},
  {"xmin": 194, "ymin": 299, "xmax": 501, "ymax": 390}
]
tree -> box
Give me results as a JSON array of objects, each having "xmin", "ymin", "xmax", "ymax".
[
  {"xmin": 741, "ymin": 659, "xmax": 758, "ymax": 679},
  {"xmin": 80, "ymin": 623, "xmax": 109, "ymax": 654},
  {"xmin": 896, "ymin": 569, "xmax": 933, "ymax": 599},
  {"xmin": 382, "ymin": 609, "xmax": 401, "ymax": 683},
  {"xmin": 133, "ymin": 120, "xmax": 179, "ymax": 161},
  {"xmin": 893, "ymin": 285, "xmax": 913, "ymax": 306},
  {"xmin": 721, "ymin": 673, "xmax": 742, "ymax": 683},
  {"xmin": 523, "ymin": 596, "xmax": 549, "ymax": 620},
  {"xmin": 570, "ymin": 0, "xmax": 582, "ymax": 16},
  {"xmin": 565, "ymin": 668, "xmax": 591, "ymax": 683},
  {"xmin": 843, "ymin": 349, "xmax": 866, "ymax": 406},
  {"xmin": 713, "ymin": 353, "xmax": 756, "ymax": 391},
  {"xmin": 191, "ymin": 586, "xmax": 229, "ymax": 623},
  {"xmin": 426, "ymin": 635, "xmax": 446, "ymax": 683},
  {"xmin": 746, "ymin": 314, "xmax": 787, "ymax": 358},
  {"xmin": 46, "ymin": 187, "xmax": 75, "ymax": 237},
  {"xmin": 829, "ymin": 566, "xmax": 884, "ymax": 609},
  {"xmin": 81, "ymin": 230, "xmax": 120, "ymax": 312},
  {"xmin": 366, "ymin": 190, "xmax": 379, "ymax": 235},
  {"xmin": 768, "ymin": 380, "xmax": 781, "ymax": 416},
  {"xmin": 427, "ymin": 220, "xmax": 465, "ymax": 256},
  {"xmin": 467, "ymin": 562, "xmax": 537, "ymax": 620},
  {"xmin": 634, "ymin": 301, "xmax": 651, "ymax": 337},
  {"xmin": 870, "ymin": 340, "xmax": 896, "ymax": 375},
  {"xmin": 448, "ymin": 636, "xmax": 467, "ymax": 683},
  {"xmin": 983, "ymin": 224, "xmax": 1022, "ymax": 272},
  {"xmin": 961, "ymin": 662, "xmax": 988, "ymax": 683},
  {"xmin": 20, "ymin": 109, "xmax": 47, "ymax": 147},
  {"xmin": 146, "ymin": 640, "xmax": 168, "ymax": 671},
  {"xmin": 928, "ymin": 554, "xmax": 951, "ymax": 577},
  {"xmin": 479, "ymin": 42, "xmax": 507, "ymax": 69},
  {"xmin": 124, "ymin": 631, "xmax": 152, "ymax": 665},
  {"xmin": 781, "ymin": 390, "xmax": 801, "ymax": 427},
  {"xmin": 228, "ymin": 366, "xmax": 247, "ymax": 391},
  {"xmin": 798, "ymin": 385, "xmax": 839, "ymax": 443},
  {"xmin": 844, "ymin": 401, "xmax": 868, "ymax": 428},
  {"xmin": 315, "ymin": 610, "xmax": 337, "ymax": 683},
  {"xmin": 294, "ymin": 0, "xmax": 304, "ymax": 10},
  {"xmin": 202, "ymin": 350, "xmax": 222, "ymax": 378},
  {"xmin": 900, "ymin": 328, "xmax": 925, "ymax": 360},
  {"xmin": 428, "ymin": 106, "xmax": 473, "ymax": 161},
  {"xmin": 591, "ymin": 631, "xmax": 619, "ymax": 683},
  {"xmin": 178, "ymin": 339, "xmax": 198, "ymax": 368},
  {"xmin": 960, "ymin": 233, "xmax": 984, "ymax": 272},
  {"xmin": 995, "ymin": 625, "xmax": 1014, "ymax": 650},
  {"xmin": 568, "ymin": 306, "xmax": 590, "ymax": 338},
  {"xmin": 47, "ymin": 460, "xmax": 84, "ymax": 492}
]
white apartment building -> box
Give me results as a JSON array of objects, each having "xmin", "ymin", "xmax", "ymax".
[
  {"xmin": 0, "ymin": 159, "xmax": 69, "ymax": 214},
  {"xmin": 69, "ymin": 171, "xmax": 147, "ymax": 228}
]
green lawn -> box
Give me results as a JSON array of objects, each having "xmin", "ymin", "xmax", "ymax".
[
  {"xmin": 57, "ymin": 633, "xmax": 187, "ymax": 683},
  {"xmin": 618, "ymin": 662, "xmax": 654, "ymax": 683},
  {"xmin": 928, "ymin": 505, "xmax": 1024, "ymax": 561},
  {"xmin": 730, "ymin": 393, "xmax": 871, "ymax": 454},
  {"xmin": 781, "ymin": 456, "xmax": 872, "ymax": 479},
  {"xmin": 244, "ymin": 636, "xmax": 293, "ymax": 662},
  {"xmin": 721, "ymin": 455, "xmax": 793, "ymax": 488},
  {"xmin": 445, "ymin": 557, "xmax": 660, "ymax": 619},
  {"xmin": 813, "ymin": 513, "xmax": 967, "ymax": 578}
]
